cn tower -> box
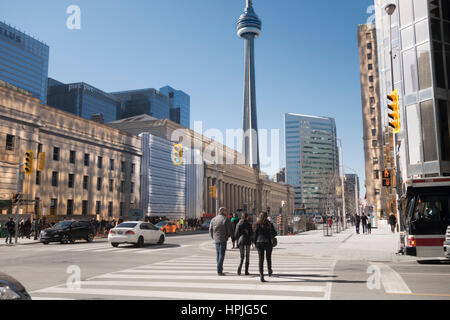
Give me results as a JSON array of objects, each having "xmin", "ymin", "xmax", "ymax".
[{"xmin": 237, "ymin": 0, "xmax": 262, "ymax": 171}]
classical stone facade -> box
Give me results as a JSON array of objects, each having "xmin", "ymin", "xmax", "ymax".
[
  {"xmin": 0, "ymin": 82, "xmax": 141, "ymax": 222},
  {"xmin": 108, "ymin": 116, "xmax": 294, "ymax": 220}
]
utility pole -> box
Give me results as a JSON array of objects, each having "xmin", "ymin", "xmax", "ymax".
[
  {"xmin": 14, "ymin": 170, "xmax": 24, "ymax": 244},
  {"xmin": 338, "ymin": 138, "xmax": 346, "ymax": 230},
  {"xmin": 215, "ymin": 146, "xmax": 219, "ymax": 216}
]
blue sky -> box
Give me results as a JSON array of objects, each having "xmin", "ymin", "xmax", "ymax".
[{"xmin": 1, "ymin": 0, "xmax": 373, "ymax": 196}]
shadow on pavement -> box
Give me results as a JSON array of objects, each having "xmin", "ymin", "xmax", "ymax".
[{"xmin": 417, "ymin": 259, "xmax": 450, "ymax": 265}]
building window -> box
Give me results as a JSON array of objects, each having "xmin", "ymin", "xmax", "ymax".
[
  {"xmin": 50, "ymin": 199, "xmax": 57, "ymax": 215},
  {"xmin": 36, "ymin": 171, "xmax": 41, "ymax": 185},
  {"xmin": 371, "ymin": 118, "xmax": 376, "ymax": 126},
  {"xmin": 51, "ymin": 172, "xmax": 58, "ymax": 187},
  {"xmin": 131, "ymin": 163, "xmax": 135, "ymax": 175},
  {"xmin": 67, "ymin": 200, "xmax": 74, "ymax": 216},
  {"xmin": 368, "ymin": 64, "xmax": 373, "ymax": 70},
  {"xmin": 110, "ymin": 159, "xmax": 114, "ymax": 170},
  {"xmin": 83, "ymin": 176, "xmax": 89, "ymax": 190},
  {"xmin": 121, "ymin": 161, "xmax": 126, "ymax": 172},
  {"xmin": 421, "ymin": 100, "xmax": 438, "ymax": 162},
  {"xmin": 369, "ymin": 86, "xmax": 374, "ymax": 93},
  {"xmin": 370, "ymin": 107, "xmax": 375, "ymax": 115},
  {"xmin": 367, "ymin": 43, "xmax": 372, "ymax": 50},
  {"xmin": 96, "ymin": 201, "xmax": 101, "ymax": 216},
  {"xmin": 375, "ymin": 189, "xmax": 381, "ymax": 195},
  {"xmin": 369, "ymin": 75, "xmax": 374, "ymax": 83},
  {"xmin": 37, "ymin": 143, "xmax": 42, "ymax": 153},
  {"xmin": 366, "ymin": 32, "xmax": 371, "ymax": 40},
  {"xmin": 438, "ymin": 100, "xmax": 450, "ymax": 161},
  {"xmin": 372, "ymin": 129, "xmax": 377, "ymax": 136},
  {"xmin": 53, "ymin": 147, "xmax": 60, "ymax": 161},
  {"xmin": 373, "ymin": 157, "xmax": 379, "ymax": 165},
  {"xmin": 69, "ymin": 150, "xmax": 76, "ymax": 164},
  {"xmin": 130, "ymin": 182, "xmax": 134, "ymax": 194},
  {"xmin": 82, "ymin": 200, "xmax": 88, "ymax": 216},
  {"xmin": 374, "ymin": 170, "xmax": 379, "ymax": 180},
  {"xmin": 68, "ymin": 174, "xmax": 74, "ymax": 188},
  {"xmin": 84, "ymin": 153, "xmax": 90, "ymax": 166},
  {"xmin": 367, "ymin": 53, "xmax": 372, "ymax": 60},
  {"xmin": 120, "ymin": 181, "xmax": 125, "ymax": 193},
  {"xmin": 97, "ymin": 177, "xmax": 102, "ymax": 191},
  {"xmin": 108, "ymin": 202, "xmax": 113, "ymax": 217},
  {"xmin": 97, "ymin": 156, "xmax": 103, "ymax": 169},
  {"xmin": 109, "ymin": 179, "xmax": 114, "ymax": 192},
  {"xmin": 372, "ymin": 140, "xmax": 377, "ymax": 147},
  {"xmin": 370, "ymin": 97, "xmax": 375, "ymax": 105},
  {"xmin": 5, "ymin": 134, "xmax": 15, "ymax": 151},
  {"xmin": 120, "ymin": 202, "xmax": 124, "ymax": 217}
]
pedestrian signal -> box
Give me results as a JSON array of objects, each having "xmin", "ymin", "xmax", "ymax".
[
  {"xmin": 24, "ymin": 151, "xmax": 34, "ymax": 174},
  {"xmin": 209, "ymin": 186, "xmax": 217, "ymax": 198},
  {"xmin": 12, "ymin": 193, "xmax": 20, "ymax": 204},
  {"xmin": 382, "ymin": 170, "xmax": 391, "ymax": 187},
  {"xmin": 172, "ymin": 144, "xmax": 183, "ymax": 165},
  {"xmin": 387, "ymin": 89, "xmax": 400, "ymax": 134}
]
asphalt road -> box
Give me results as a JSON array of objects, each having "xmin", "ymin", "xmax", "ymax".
[{"xmin": 1, "ymin": 232, "xmax": 449, "ymax": 300}]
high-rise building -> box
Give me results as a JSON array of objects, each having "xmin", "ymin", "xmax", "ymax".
[
  {"xmin": 111, "ymin": 87, "xmax": 190, "ymax": 127},
  {"xmin": 344, "ymin": 174, "xmax": 360, "ymax": 216},
  {"xmin": 0, "ymin": 21, "xmax": 49, "ymax": 103},
  {"xmin": 47, "ymin": 79, "xmax": 121, "ymax": 124},
  {"xmin": 284, "ymin": 113, "xmax": 339, "ymax": 213},
  {"xmin": 357, "ymin": 23, "xmax": 386, "ymax": 219},
  {"xmin": 275, "ymin": 168, "xmax": 286, "ymax": 184},
  {"xmin": 374, "ymin": 0, "xmax": 450, "ymax": 182},
  {"xmin": 159, "ymin": 86, "xmax": 190, "ymax": 128},
  {"xmin": 237, "ymin": 0, "xmax": 262, "ymax": 171}
]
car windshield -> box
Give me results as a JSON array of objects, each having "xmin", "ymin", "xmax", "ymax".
[
  {"xmin": 53, "ymin": 221, "xmax": 73, "ymax": 229},
  {"xmin": 155, "ymin": 221, "xmax": 167, "ymax": 227},
  {"xmin": 116, "ymin": 223, "xmax": 137, "ymax": 228}
]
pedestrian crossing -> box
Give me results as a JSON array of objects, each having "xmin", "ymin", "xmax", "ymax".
[
  {"xmin": 30, "ymin": 254, "xmax": 337, "ymax": 300},
  {"xmin": 0, "ymin": 242, "xmax": 191, "ymax": 254}
]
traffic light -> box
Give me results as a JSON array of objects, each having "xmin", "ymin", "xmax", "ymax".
[
  {"xmin": 37, "ymin": 152, "xmax": 45, "ymax": 171},
  {"xmin": 382, "ymin": 169, "xmax": 391, "ymax": 187},
  {"xmin": 172, "ymin": 144, "xmax": 183, "ymax": 166},
  {"xmin": 209, "ymin": 186, "xmax": 217, "ymax": 198},
  {"xmin": 277, "ymin": 214, "xmax": 282, "ymax": 225},
  {"xmin": 24, "ymin": 151, "xmax": 33, "ymax": 174},
  {"xmin": 387, "ymin": 89, "xmax": 400, "ymax": 134},
  {"xmin": 12, "ymin": 193, "xmax": 21, "ymax": 204}
]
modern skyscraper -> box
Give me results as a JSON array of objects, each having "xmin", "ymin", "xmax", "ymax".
[
  {"xmin": 47, "ymin": 79, "xmax": 121, "ymax": 124},
  {"xmin": 284, "ymin": 113, "xmax": 339, "ymax": 213},
  {"xmin": 237, "ymin": 0, "xmax": 262, "ymax": 171},
  {"xmin": 357, "ymin": 23, "xmax": 386, "ymax": 219},
  {"xmin": 159, "ymin": 86, "xmax": 190, "ymax": 128},
  {"xmin": 111, "ymin": 86, "xmax": 190, "ymax": 127},
  {"xmin": 374, "ymin": 0, "xmax": 450, "ymax": 182},
  {"xmin": 0, "ymin": 21, "xmax": 49, "ymax": 103},
  {"xmin": 344, "ymin": 174, "xmax": 360, "ymax": 216}
]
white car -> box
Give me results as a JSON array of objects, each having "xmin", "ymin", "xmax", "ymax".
[{"xmin": 108, "ymin": 221, "xmax": 165, "ymax": 248}]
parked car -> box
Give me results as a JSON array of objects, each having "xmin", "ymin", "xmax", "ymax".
[
  {"xmin": 314, "ymin": 215, "xmax": 323, "ymax": 224},
  {"xmin": 0, "ymin": 272, "xmax": 31, "ymax": 300},
  {"xmin": 200, "ymin": 220, "xmax": 211, "ymax": 230},
  {"xmin": 444, "ymin": 226, "xmax": 450, "ymax": 259},
  {"xmin": 155, "ymin": 221, "xmax": 179, "ymax": 234},
  {"xmin": 108, "ymin": 221, "xmax": 165, "ymax": 248},
  {"xmin": 40, "ymin": 220, "xmax": 95, "ymax": 244}
]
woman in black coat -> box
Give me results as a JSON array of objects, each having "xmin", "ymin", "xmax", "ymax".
[
  {"xmin": 252, "ymin": 212, "xmax": 277, "ymax": 282},
  {"xmin": 234, "ymin": 212, "xmax": 253, "ymax": 276}
]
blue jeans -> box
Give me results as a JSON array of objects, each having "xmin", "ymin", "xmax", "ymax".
[
  {"xmin": 5, "ymin": 231, "xmax": 14, "ymax": 244},
  {"xmin": 215, "ymin": 242, "xmax": 227, "ymax": 274}
]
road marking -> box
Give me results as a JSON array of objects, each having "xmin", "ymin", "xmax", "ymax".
[
  {"xmin": 76, "ymin": 280, "xmax": 327, "ymax": 293},
  {"xmin": 33, "ymin": 287, "xmax": 324, "ymax": 300},
  {"xmin": 115, "ymin": 268, "xmax": 331, "ymax": 274},
  {"xmin": 399, "ymin": 272, "xmax": 450, "ymax": 276},
  {"xmin": 371, "ymin": 263, "xmax": 412, "ymax": 294}
]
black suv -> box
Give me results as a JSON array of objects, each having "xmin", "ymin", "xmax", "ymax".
[{"xmin": 40, "ymin": 220, "xmax": 95, "ymax": 244}]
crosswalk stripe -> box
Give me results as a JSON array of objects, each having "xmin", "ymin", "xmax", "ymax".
[
  {"xmin": 131, "ymin": 266, "xmax": 331, "ymax": 271},
  {"xmin": 114, "ymin": 268, "xmax": 331, "ymax": 274},
  {"xmin": 32, "ymin": 287, "xmax": 324, "ymax": 300},
  {"xmin": 75, "ymin": 280, "xmax": 327, "ymax": 293}
]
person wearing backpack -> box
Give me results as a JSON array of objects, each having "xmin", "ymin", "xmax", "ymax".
[{"xmin": 234, "ymin": 212, "xmax": 253, "ymax": 276}]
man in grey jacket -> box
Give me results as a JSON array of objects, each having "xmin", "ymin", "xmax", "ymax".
[{"xmin": 209, "ymin": 207, "xmax": 233, "ymax": 276}]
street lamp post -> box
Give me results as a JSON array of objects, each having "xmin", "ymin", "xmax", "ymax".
[{"xmin": 385, "ymin": 3, "xmax": 402, "ymax": 233}]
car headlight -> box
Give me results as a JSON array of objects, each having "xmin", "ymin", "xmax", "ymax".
[{"xmin": 0, "ymin": 286, "xmax": 21, "ymax": 300}]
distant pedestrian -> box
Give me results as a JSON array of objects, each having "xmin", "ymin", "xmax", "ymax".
[
  {"xmin": 234, "ymin": 212, "xmax": 253, "ymax": 276},
  {"xmin": 5, "ymin": 218, "xmax": 15, "ymax": 244},
  {"xmin": 388, "ymin": 214, "xmax": 397, "ymax": 233},
  {"xmin": 355, "ymin": 215, "xmax": 361, "ymax": 234},
  {"xmin": 367, "ymin": 217, "xmax": 372, "ymax": 234},
  {"xmin": 209, "ymin": 207, "xmax": 233, "ymax": 276},
  {"xmin": 231, "ymin": 213, "xmax": 240, "ymax": 249},
  {"xmin": 253, "ymin": 212, "xmax": 277, "ymax": 282},
  {"xmin": 24, "ymin": 218, "xmax": 31, "ymax": 239},
  {"xmin": 361, "ymin": 214, "xmax": 368, "ymax": 234},
  {"xmin": 179, "ymin": 218, "xmax": 184, "ymax": 230}
]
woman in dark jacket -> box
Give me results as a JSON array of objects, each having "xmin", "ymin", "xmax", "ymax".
[
  {"xmin": 234, "ymin": 212, "xmax": 253, "ymax": 276},
  {"xmin": 252, "ymin": 212, "xmax": 277, "ymax": 282}
]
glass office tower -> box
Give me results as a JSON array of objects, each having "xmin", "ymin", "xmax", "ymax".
[
  {"xmin": 374, "ymin": 0, "xmax": 450, "ymax": 179},
  {"xmin": 284, "ymin": 113, "xmax": 339, "ymax": 213},
  {"xmin": 0, "ymin": 21, "xmax": 49, "ymax": 103},
  {"xmin": 47, "ymin": 79, "xmax": 121, "ymax": 124},
  {"xmin": 160, "ymin": 86, "xmax": 190, "ymax": 128}
]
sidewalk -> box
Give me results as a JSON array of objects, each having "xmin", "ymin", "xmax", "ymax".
[{"xmin": 277, "ymin": 222, "xmax": 402, "ymax": 262}]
